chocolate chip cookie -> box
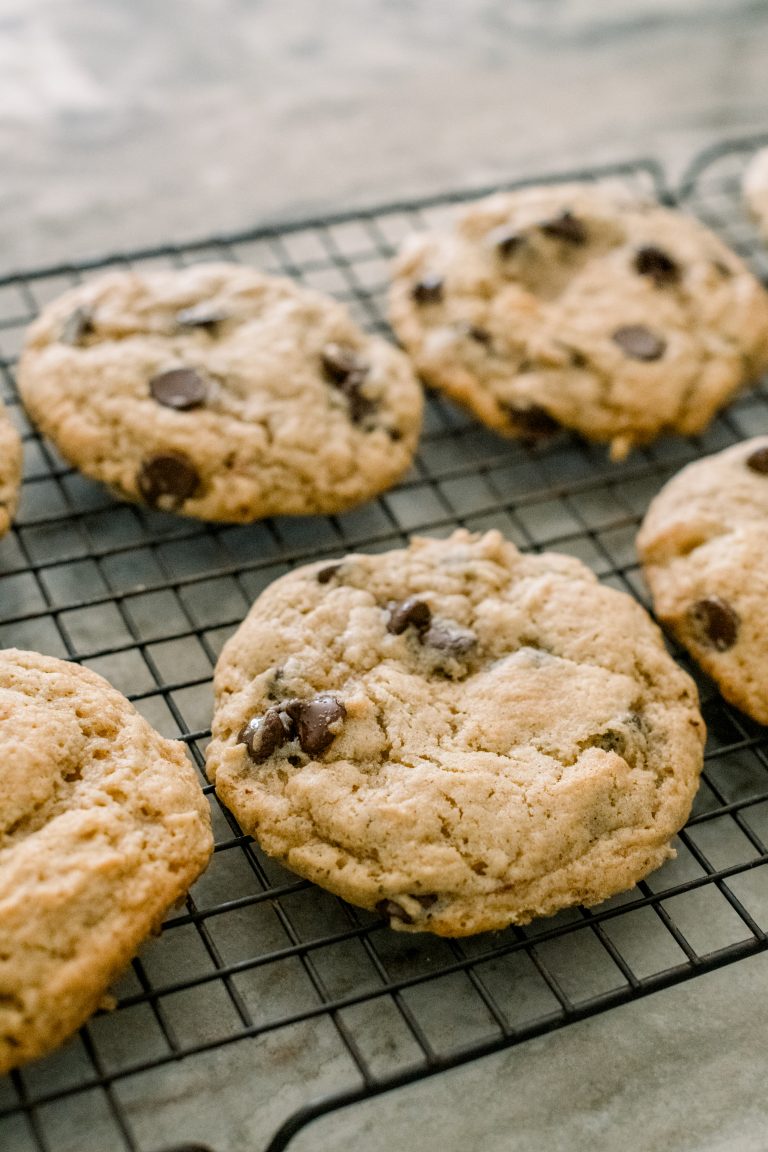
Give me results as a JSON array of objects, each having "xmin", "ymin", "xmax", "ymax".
[
  {"xmin": 638, "ymin": 436, "xmax": 768, "ymax": 723},
  {"xmin": 0, "ymin": 648, "xmax": 213, "ymax": 1072},
  {"xmin": 390, "ymin": 182, "xmax": 768, "ymax": 459},
  {"xmin": 18, "ymin": 263, "xmax": 423, "ymax": 521},
  {"xmin": 206, "ymin": 530, "xmax": 704, "ymax": 936},
  {"xmin": 744, "ymin": 146, "xmax": 768, "ymax": 239},
  {"xmin": 0, "ymin": 403, "xmax": 22, "ymax": 537}
]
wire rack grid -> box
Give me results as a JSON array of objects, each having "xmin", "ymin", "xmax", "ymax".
[{"xmin": 2, "ymin": 140, "xmax": 768, "ymax": 1152}]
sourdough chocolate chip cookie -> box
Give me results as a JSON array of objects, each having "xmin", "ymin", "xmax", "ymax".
[
  {"xmin": 0, "ymin": 403, "xmax": 22, "ymax": 538},
  {"xmin": 207, "ymin": 530, "xmax": 704, "ymax": 936},
  {"xmin": 0, "ymin": 649, "xmax": 213, "ymax": 1072},
  {"xmin": 390, "ymin": 182, "xmax": 768, "ymax": 459},
  {"xmin": 18, "ymin": 264, "xmax": 423, "ymax": 521},
  {"xmin": 744, "ymin": 147, "xmax": 768, "ymax": 238},
  {"xmin": 638, "ymin": 436, "xmax": 768, "ymax": 723}
]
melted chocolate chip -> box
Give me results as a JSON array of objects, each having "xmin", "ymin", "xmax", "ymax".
[
  {"xmin": 411, "ymin": 274, "xmax": 444, "ymax": 304},
  {"xmin": 502, "ymin": 402, "xmax": 561, "ymax": 440},
  {"xmin": 375, "ymin": 898, "xmax": 413, "ymax": 924},
  {"xmin": 457, "ymin": 321, "xmax": 492, "ymax": 345},
  {"xmin": 612, "ymin": 325, "xmax": 666, "ymax": 361},
  {"xmin": 61, "ymin": 306, "xmax": 95, "ymax": 346},
  {"xmin": 746, "ymin": 445, "xmax": 768, "ymax": 474},
  {"xmin": 539, "ymin": 210, "xmax": 587, "ymax": 245},
  {"xmin": 238, "ymin": 708, "xmax": 292, "ymax": 763},
  {"xmin": 321, "ymin": 344, "xmax": 375, "ymax": 425},
  {"xmin": 494, "ymin": 230, "xmax": 524, "ymax": 258},
  {"xmin": 317, "ymin": 562, "xmax": 343, "ymax": 584},
  {"xmin": 687, "ymin": 596, "xmax": 740, "ymax": 651},
  {"xmin": 634, "ymin": 246, "xmax": 680, "ymax": 287},
  {"xmin": 387, "ymin": 597, "xmax": 432, "ymax": 636},
  {"xmin": 149, "ymin": 367, "xmax": 208, "ymax": 410},
  {"xmin": 321, "ymin": 343, "xmax": 368, "ymax": 385},
  {"xmin": 423, "ymin": 622, "xmax": 477, "ymax": 657},
  {"xmin": 295, "ymin": 694, "xmax": 346, "ymax": 757},
  {"xmin": 176, "ymin": 304, "xmax": 230, "ymax": 329},
  {"xmin": 137, "ymin": 452, "xmax": 201, "ymax": 508},
  {"xmin": 345, "ymin": 387, "xmax": 377, "ymax": 426}
]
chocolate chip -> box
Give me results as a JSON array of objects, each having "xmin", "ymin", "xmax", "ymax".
[
  {"xmin": 494, "ymin": 230, "xmax": 524, "ymax": 258},
  {"xmin": 321, "ymin": 343, "xmax": 368, "ymax": 385},
  {"xmin": 502, "ymin": 402, "xmax": 561, "ymax": 440},
  {"xmin": 321, "ymin": 344, "xmax": 375, "ymax": 425},
  {"xmin": 345, "ymin": 387, "xmax": 377, "ymax": 426},
  {"xmin": 457, "ymin": 321, "xmax": 492, "ymax": 345},
  {"xmin": 295, "ymin": 694, "xmax": 346, "ymax": 757},
  {"xmin": 612, "ymin": 325, "xmax": 666, "ymax": 361},
  {"xmin": 539, "ymin": 210, "xmax": 587, "ymax": 245},
  {"xmin": 634, "ymin": 246, "xmax": 680, "ymax": 287},
  {"xmin": 149, "ymin": 367, "xmax": 208, "ymax": 410},
  {"xmin": 687, "ymin": 596, "xmax": 740, "ymax": 651},
  {"xmin": 238, "ymin": 708, "xmax": 292, "ymax": 763},
  {"xmin": 176, "ymin": 304, "xmax": 230, "ymax": 329},
  {"xmin": 423, "ymin": 622, "xmax": 477, "ymax": 657},
  {"xmin": 317, "ymin": 562, "xmax": 343, "ymax": 584},
  {"xmin": 414, "ymin": 893, "xmax": 438, "ymax": 909},
  {"xmin": 61, "ymin": 306, "xmax": 95, "ymax": 346},
  {"xmin": 387, "ymin": 597, "xmax": 432, "ymax": 635},
  {"xmin": 746, "ymin": 446, "xmax": 768, "ymax": 474},
  {"xmin": 137, "ymin": 452, "xmax": 201, "ymax": 508},
  {"xmin": 411, "ymin": 274, "xmax": 444, "ymax": 304},
  {"xmin": 375, "ymin": 898, "xmax": 413, "ymax": 924}
]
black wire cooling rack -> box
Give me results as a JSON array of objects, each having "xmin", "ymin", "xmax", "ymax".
[{"xmin": 3, "ymin": 136, "xmax": 768, "ymax": 1152}]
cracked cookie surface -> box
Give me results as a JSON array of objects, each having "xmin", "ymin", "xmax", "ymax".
[
  {"xmin": 18, "ymin": 263, "xmax": 423, "ymax": 522},
  {"xmin": 638, "ymin": 436, "xmax": 768, "ymax": 723},
  {"xmin": 0, "ymin": 649, "xmax": 213, "ymax": 1072},
  {"xmin": 0, "ymin": 403, "xmax": 22, "ymax": 538},
  {"xmin": 207, "ymin": 530, "xmax": 704, "ymax": 936},
  {"xmin": 389, "ymin": 182, "xmax": 768, "ymax": 460}
]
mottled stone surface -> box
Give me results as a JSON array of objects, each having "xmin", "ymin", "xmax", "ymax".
[{"xmin": 1, "ymin": 0, "xmax": 767, "ymax": 272}]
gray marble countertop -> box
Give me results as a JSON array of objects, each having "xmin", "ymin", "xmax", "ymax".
[{"xmin": 3, "ymin": 3, "xmax": 768, "ymax": 1150}]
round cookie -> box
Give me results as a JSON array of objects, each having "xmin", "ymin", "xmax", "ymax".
[
  {"xmin": 744, "ymin": 146, "xmax": 768, "ymax": 239},
  {"xmin": 206, "ymin": 530, "xmax": 704, "ymax": 937},
  {"xmin": 18, "ymin": 263, "xmax": 423, "ymax": 522},
  {"xmin": 389, "ymin": 182, "xmax": 768, "ymax": 460},
  {"xmin": 0, "ymin": 648, "xmax": 213, "ymax": 1073},
  {"xmin": 638, "ymin": 436, "xmax": 768, "ymax": 724},
  {"xmin": 0, "ymin": 402, "xmax": 22, "ymax": 538}
]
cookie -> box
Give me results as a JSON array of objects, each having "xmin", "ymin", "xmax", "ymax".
[
  {"xmin": 17, "ymin": 263, "xmax": 423, "ymax": 522},
  {"xmin": 389, "ymin": 182, "xmax": 768, "ymax": 460},
  {"xmin": 206, "ymin": 530, "xmax": 704, "ymax": 937},
  {"xmin": 744, "ymin": 146, "xmax": 768, "ymax": 238},
  {"xmin": 638, "ymin": 436, "xmax": 768, "ymax": 723},
  {"xmin": 0, "ymin": 648, "xmax": 213, "ymax": 1072},
  {"xmin": 0, "ymin": 403, "xmax": 22, "ymax": 538}
]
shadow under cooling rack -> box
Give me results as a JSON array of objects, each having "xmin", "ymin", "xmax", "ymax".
[{"xmin": 2, "ymin": 140, "xmax": 768, "ymax": 1152}]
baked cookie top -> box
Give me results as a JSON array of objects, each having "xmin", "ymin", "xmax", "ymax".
[
  {"xmin": 389, "ymin": 182, "xmax": 768, "ymax": 460},
  {"xmin": 206, "ymin": 530, "xmax": 704, "ymax": 937},
  {"xmin": 18, "ymin": 263, "xmax": 423, "ymax": 522},
  {"xmin": 638, "ymin": 436, "xmax": 768, "ymax": 723},
  {"xmin": 0, "ymin": 648, "xmax": 213, "ymax": 1072},
  {"xmin": 0, "ymin": 403, "xmax": 22, "ymax": 538},
  {"xmin": 744, "ymin": 146, "xmax": 768, "ymax": 238}
]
